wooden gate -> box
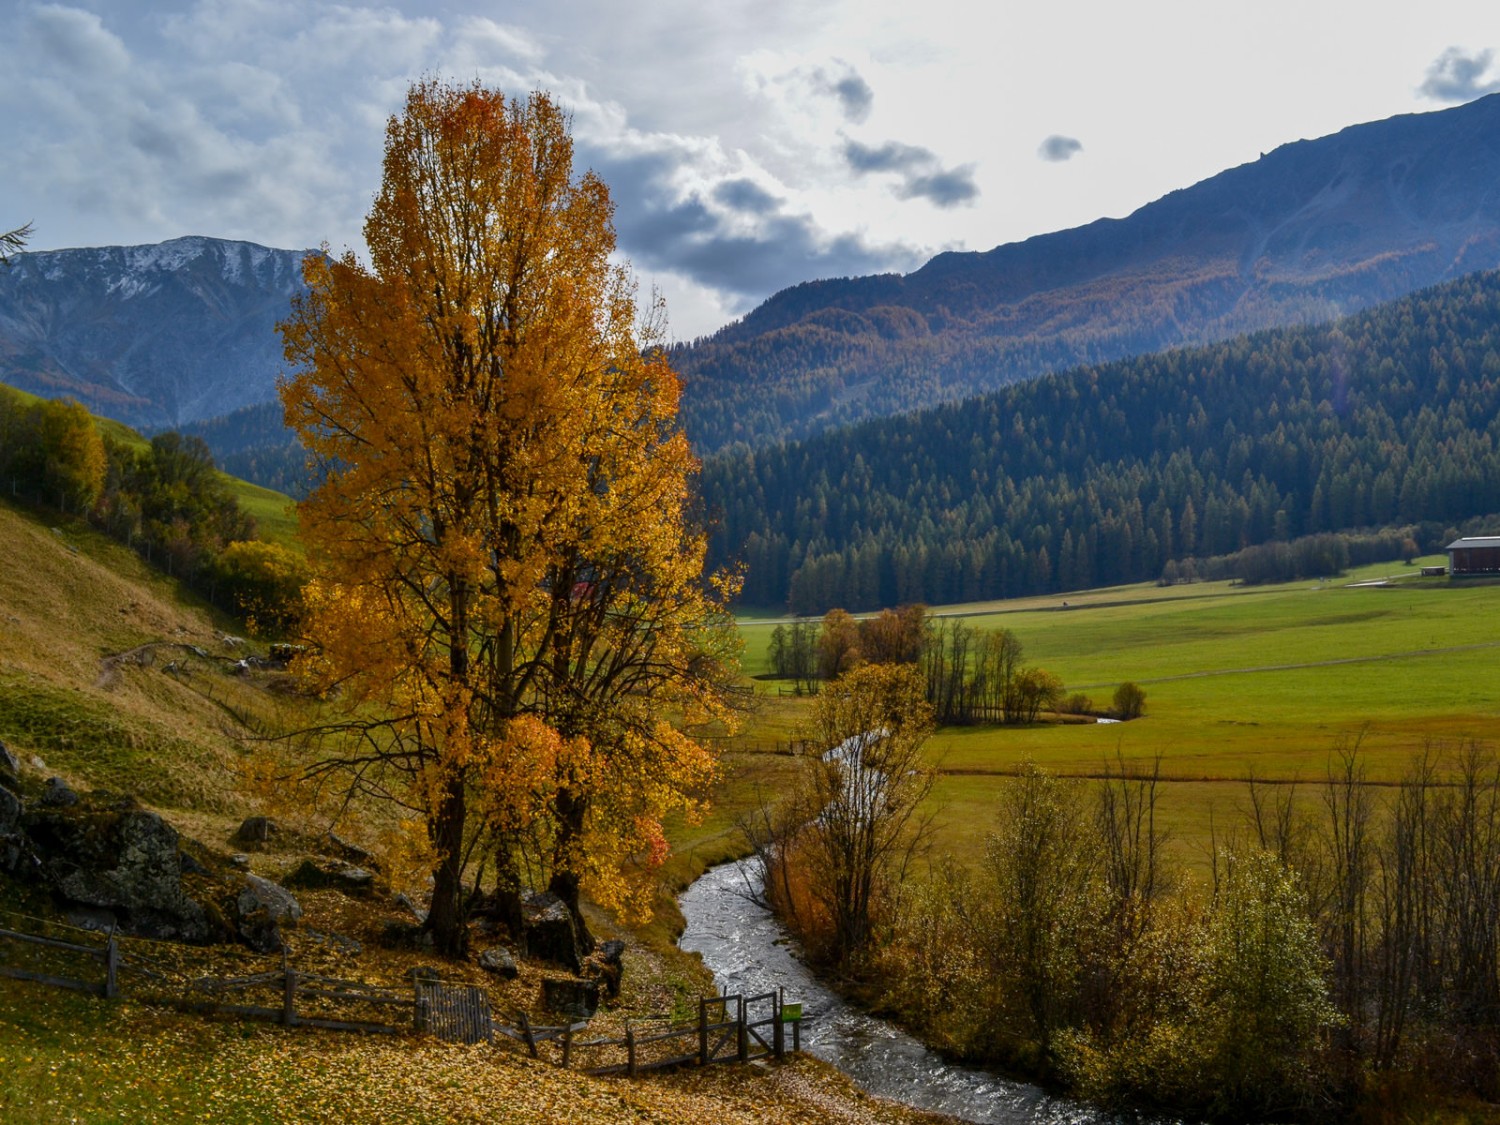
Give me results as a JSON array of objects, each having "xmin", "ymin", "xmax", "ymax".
[{"xmin": 416, "ymin": 981, "xmax": 493, "ymax": 1044}]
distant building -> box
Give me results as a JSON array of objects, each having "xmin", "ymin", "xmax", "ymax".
[{"xmin": 1446, "ymin": 536, "xmax": 1500, "ymax": 576}]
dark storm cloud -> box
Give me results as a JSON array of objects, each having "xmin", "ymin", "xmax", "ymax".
[
  {"xmin": 713, "ymin": 178, "xmax": 781, "ymax": 215},
  {"xmin": 1419, "ymin": 47, "xmax": 1500, "ymax": 103},
  {"xmin": 588, "ymin": 146, "xmax": 921, "ymax": 299},
  {"xmin": 1037, "ymin": 134, "xmax": 1083, "ymax": 162},
  {"xmin": 842, "ymin": 138, "xmax": 978, "ymax": 209}
]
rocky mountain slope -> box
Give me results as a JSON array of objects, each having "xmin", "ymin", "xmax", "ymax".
[
  {"xmin": 676, "ymin": 93, "xmax": 1500, "ymax": 450},
  {"xmin": 0, "ymin": 237, "xmax": 310, "ymax": 430}
]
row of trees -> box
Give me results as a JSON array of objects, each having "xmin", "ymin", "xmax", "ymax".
[
  {"xmin": 769, "ymin": 604, "xmax": 1143, "ymax": 725},
  {"xmin": 273, "ymin": 81, "xmax": 736, "ymax": 954},
  {"xmin": 701, "ymin": 271, "xmax": 1500, "ymax": 612}
]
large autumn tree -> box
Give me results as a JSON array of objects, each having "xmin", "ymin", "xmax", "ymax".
[{"xmin": 279, "ymin": 80, "xmax": 736, "ymax": 955}]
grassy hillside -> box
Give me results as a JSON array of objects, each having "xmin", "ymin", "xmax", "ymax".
[{"xmin": 0, "ymin": 498, "xmax": 267, "ymax": 817}]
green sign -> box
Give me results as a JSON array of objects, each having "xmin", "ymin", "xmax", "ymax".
[{"xmin": 781, "ymin": 1003, "xmax": 802, "ymax": 1022}]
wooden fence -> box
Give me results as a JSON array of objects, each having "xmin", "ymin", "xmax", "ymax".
[
  {"xmin": 0, "ymin": 915, "xmax": 803, "ymax": 1075},
  {"xmin": 0, "ymin": 922, "xmax": 119, "ymax": 998},
  {"xmin": 558, "ymin": 991, "xmax": 800, "ymax": 1077},
  {"xmin": 182, "ymin": 956, "xmax": 416, "ymax": 1035}
]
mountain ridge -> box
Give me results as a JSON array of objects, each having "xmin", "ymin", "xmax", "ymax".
[
  {"xmin": 0, "ymin": 236, "xmax": 311, "ymax": 430},
  {"xmin": 675, "ymin": 94, "xmax": 1500, "ymax": 450}
]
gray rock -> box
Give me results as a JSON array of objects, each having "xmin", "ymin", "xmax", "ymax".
[
  {"xmin": 229, "ymin": 853, "xmax": 251, "ymax": 869},
  {"xmin": 324, "ymin": 830, "xmax": 374, "ymax": 866},
  {"xmin": 541, "ymin": 977, "xmax": 600, "ymax": 1018},
  {"xmin": 0, "ymin": 785, "xmax": 30, "ymax": 876},
  {"xmin": 393, "ymin": 892, "xmax": 427, "ymax": 923},
  {"xmin": 40, "ymin": 777, "xmax": 79, "ymax": 807},
  {"xmin": 586, "ymin": 939, "xmax": 627, "ymax": 999},
  {"xmin": 477, "ymin": 946, "xmax": 519, "ymax": 979},
  {"xmin": 284, "ymin": 858, "xmax": 377, "ymax": 898},
  {"xmin": 24, "ymin": 801, "xmax": 210, "ymax": 942},
  {"xmin": 232, "ymin": 873, "xmax": 303, "ymax": 953},
  {"xmin": 231, "ymin": 816, "xmax": 278, "ymax": 845},
  {"xmin": 521, "ymin": 892, "xmax": 583, "ymax": 972},
  {"xmin": 0, "ymin": 739, "xmax": 19, "ymax": 780},
  {"xmin": 0, "ymin": 784, "xmax": 20, "ymax": 836}
]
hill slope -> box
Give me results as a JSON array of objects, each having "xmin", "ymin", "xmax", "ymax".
[{"xmin": 677, "ymin": 93, "xmax": 1500, "ymax": 451}]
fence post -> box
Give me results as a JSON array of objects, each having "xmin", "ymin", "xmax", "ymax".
[
  {"xmin": 104, "ymin": 931, "xmax": 119, "ymax": 1000},
  {"xmin": 282, "ymin": 966, "xmax": 297, "ymax": 1026},
  {"xmin": 698, "ymin": 998, "xmax": 709, "ymax": 1066},
  {"xmin": 737, "ymin": 994, "xmax": 748, "ymax": 1062},
  {"xmin": 626, "ymin": 1024, "xmax": 637, "ymax": 1078},
  {"xmin": 774, "ymin": 988, "xmax": 784, "ymax": 1059}
]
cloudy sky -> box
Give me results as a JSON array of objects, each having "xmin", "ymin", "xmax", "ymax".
[{"xmin": 4, "ymin": 1, "xmax": 1499, "ymax": 339}]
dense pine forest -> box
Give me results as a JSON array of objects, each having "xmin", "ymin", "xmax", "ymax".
[{"xmin": 702, "ymin": 271, "xmax": 1500, "ymax": 612}]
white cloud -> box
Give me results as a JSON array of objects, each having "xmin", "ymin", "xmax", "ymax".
[{"xmin": 1418, "ymin": 47, "xmax": 1500, "ymax": 103}]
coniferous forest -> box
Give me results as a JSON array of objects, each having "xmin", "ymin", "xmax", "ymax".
[{"xmin": 701, "ymin": 271, "xmax": 1500, "ymax": 612}]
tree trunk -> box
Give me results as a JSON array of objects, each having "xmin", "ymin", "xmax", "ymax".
[
  {"xmin": 548, "ymin": 786, "xmax": 595, "ymax": 953},
  {"xmin": 425, "ymin": 770, "xmax": 469, "ymax": 956}
]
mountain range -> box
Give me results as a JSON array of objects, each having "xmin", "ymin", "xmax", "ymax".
[
  {"xmin": 4, "ymin": 95, "xmax": 1500, "ymax": 463},
  {"xmin": 0, "ymin": 237, "xmax": 310, "ymax": 431},
  {"xmin": 675, "ymin": 92, "xmax": 1500, "ymax": 450}
]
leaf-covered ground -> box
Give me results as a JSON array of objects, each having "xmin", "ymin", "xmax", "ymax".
[{"xmin": 0, "ymin": 977, "xmax": 954, "ymax": 1125}]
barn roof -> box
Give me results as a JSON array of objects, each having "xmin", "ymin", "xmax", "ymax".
[{"xmin": 1446, "ymin": 537, "xmax": 1500, "ymax": 550}]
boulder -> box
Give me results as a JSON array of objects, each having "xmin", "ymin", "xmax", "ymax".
[
  {"xmin": 40, "ymin": 777, "xmax": 79, "ymax": 808},
  {"xmin": 541, "ymin": 977, "xmax": 600, "ymax": 1019},
  {"xmin": 0, "ymin": 785, "xmax": 33, "ymax": 876},
  {"xmin": 324, "ymin": 830, "xmax": 375, "ymax": 868},
  {"xmin": 477, "ymin": 946, "xmax": 519, "ymax": 979},
  {"xmin": 0, "ymin": 783, "xmax": 20, "ymax": 836},
  {"xmin": 393, "ymin": 892, "xmax": 428, "ymax": 923},
  {"xmin": 23, "ymin": 797, "xmax": 210, "ymax": 942},
  {"xmin": 229, "ymin": 874, "xmax": 303, "ymax": 953},
  {"xmin": 231, "ymin": 816, "xmax": 279, "ymax": 846},
  {"xmin": 521, "ymin": 892, "xmax": 583, "ymax": 973},
  {"xmin": 284, "ymin": 858, "xmax": 377, "ymax": 898},
  {"xmin": 0, "ymin": 739, "xmax": 18, "ymax": 781}
]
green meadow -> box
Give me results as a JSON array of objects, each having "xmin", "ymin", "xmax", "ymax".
[{"xmin": 734, "ymin": 556, "xmax": 1500, "ymax": 865}]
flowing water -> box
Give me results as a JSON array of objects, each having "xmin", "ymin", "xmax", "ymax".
[{"xmin": 678, "ymin": 857, "xmax": 1120, "ymax": 1124}]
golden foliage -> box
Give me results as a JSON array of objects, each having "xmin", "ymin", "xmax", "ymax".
[{"xmin": 276, "ymin": 80, "xmax": 737, "ymax": 945}]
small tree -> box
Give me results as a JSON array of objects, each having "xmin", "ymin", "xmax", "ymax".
[
  {"xmin": 816, "ymin": 607, "xmax": 862, "ymax": 681},
  {"xmin": 800, "ymin": 663, "xmax": 935, "ymax": 966},
  {"xmin": 1113, "ymin": 681, "xmax": 1147, "ymax": 720},
  {"xmin": 215, "ymin": 540, "xmax": 308, "ymax": 634},
  {"xmin": 980, "ymin": 763, "xmax": 1105, "ymax": 1060}
]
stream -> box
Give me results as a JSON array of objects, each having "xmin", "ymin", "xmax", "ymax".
[{"xmin": 677, "ymin": 857, "xmax": 1120, "ymax": 1124}]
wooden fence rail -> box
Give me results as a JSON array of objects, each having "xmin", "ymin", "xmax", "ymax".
[
  {"xmin": 183, "ymin": 961, "xmax": 417, "ymax": 1035},
  {"xmin": 562, "ymin": 991, "xmax": 802, "ymax": 1077},
  {"xmin": 0, "ymin": 924, "xmax": 119, "ymax": 998}
]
